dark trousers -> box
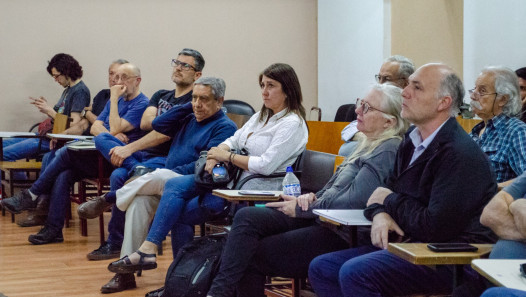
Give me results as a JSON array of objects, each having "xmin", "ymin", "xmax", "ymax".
[{"xmin": 207, "ymin": 207, "xmax": 349, "ymax": 297}]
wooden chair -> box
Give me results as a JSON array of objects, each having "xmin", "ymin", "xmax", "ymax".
[
  {"xmin": 70, "ymin": 151, "xmax": 111, "ymax": 245},
  {"xmin": 0, "ymin": 113, "xmax": 70, "ymax": 221}
]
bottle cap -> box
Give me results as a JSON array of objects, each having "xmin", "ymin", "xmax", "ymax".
[{"xmin": 286, "ymin": 166, "xmax": 293, "ymax": 173}]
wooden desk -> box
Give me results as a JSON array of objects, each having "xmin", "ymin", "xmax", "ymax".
[
  {"xmin": 388, "ymin": 243, "xmax": 493, "ymax": 287},
  {"xmin": 472, "ymin": 259, "xmax": 526, "ymax": 290},
  {"xmin": 212, "ymin": 189, "xmax": 281, "ymax": 205}
]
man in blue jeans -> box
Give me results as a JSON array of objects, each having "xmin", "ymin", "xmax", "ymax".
[
  {"xmin": 78, "ymin": 48, "xmax": 205, "ymax": 262},
  {"xmin": 308, "ymin": 64, "xmax": 497, "ymax": 297},
  {"xmin": 97, "ymin": 76, "xmax": 237, "ymax": 294},
  {"xmin": 0, "ymin": 63, "xmax": 149, "ymax": 247}
]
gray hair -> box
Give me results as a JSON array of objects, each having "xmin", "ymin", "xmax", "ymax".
[
  {"xmin": 386, "ymin": 55, "xmax": 415, "ymax": 79},
  {"xmin": 481, "ymin": 66, "xmax": 521, "ymax": 116},
  {"xmin": 347, "ymin": 83, "xmax": 409, "ymax": 164},
  {"xmin": 178, "ymin": 48, "xmax": 205, "ymax": 72},
  {"xmin": 195, "ymin": 77, "xmax": 226, "ymax": 99},
  {"xmin": 112, "ymin": 59, "xmax": 129, "ymax": 65},
  {"xmin": 437, "ymin": 72, "xmax": 465, "ymax": 117}
]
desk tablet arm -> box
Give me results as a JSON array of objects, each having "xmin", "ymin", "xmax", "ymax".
[{"xmin": 233, "ymin": 172, "xmax": 297, "ymax": 190}]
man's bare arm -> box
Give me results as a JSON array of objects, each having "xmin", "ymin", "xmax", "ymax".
[
  {"xmin": 480, "ymin": 191, "xmax": 523, "ymax": 240},
  {"xmin": 140, "ymin": 106, "xmax": 158, "ymax": 131},
  {"xmin": 109, "ymin": 130, "xmax": 171, "ymax": 167}
]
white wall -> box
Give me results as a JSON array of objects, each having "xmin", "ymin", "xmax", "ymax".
[
  {"xmin": 463, "ymin": 0, "xmax": 526, "ymax": 103},
  {"xmin": 318, "ymin": 0, "xmax": 386, "ymax": 121},
  {"xmin": 0, "ymin": 0, "xmax": 317, "ymax": 131}
]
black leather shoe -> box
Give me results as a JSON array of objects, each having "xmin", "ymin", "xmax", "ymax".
[
  {"xmin": 77, "ymin": 195, "xmax": 112, "ymax": 219},
  {"xmin": 101, "ymin": 273, "xmax": 136, "ymax": 294},
  {"xmin": 28, "ymin": 226, "xmax": 64, "ymax": 245},
  {"xmin": 108, "ymin": 250, "xmax": 157, "ymax": 276},
  {"xmin": 1, "ymin": 189, "xmax": 37, "ymax": 214},
  {"xmin": 129, "ymin": 166, "xmax": 155, "ymax": 178},
  {"xmin": 87, "ymin": 241, "xmax": 121, "ymax": 260}
]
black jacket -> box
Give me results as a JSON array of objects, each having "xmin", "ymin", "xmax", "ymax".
[{"xmin": 381, "ymin": 117, "xmax": 497, "ymax": 243}]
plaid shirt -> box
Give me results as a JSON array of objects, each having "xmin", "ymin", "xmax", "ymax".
[{"xmin": 470, "ymin": 114, "xmax": 526, "ymax": 183}]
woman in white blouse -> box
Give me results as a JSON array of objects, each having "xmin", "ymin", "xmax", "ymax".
[{"xmin": 206, "ymin": 63, "xmax": 309, "ymax": 189}]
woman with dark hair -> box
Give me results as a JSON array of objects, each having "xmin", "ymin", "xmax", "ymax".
[
  {"xmin": 206, "ymin": 83, "xmax": 410, "ymax": 297},
  {"xmin": 3, "ymin": 53, "xmax": 90, "ymax": 160},
  {"xmin": 105, "ymin": 63, "xmax": 309, "ymax": 294}
]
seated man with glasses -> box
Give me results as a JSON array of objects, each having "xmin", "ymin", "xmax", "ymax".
[
  {"xmin": 469, "ymin": 66, "xmax": 526, "ymax": 187},
  {"xmin": 339, "ymin": 55, "xmax": 415, "ymax": 156},
  {"xmin": 77, "ymin": 48, "xmax": 205, "ymax": 263}
]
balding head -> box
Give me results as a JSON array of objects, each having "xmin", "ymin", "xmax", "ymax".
[{"xmin": 401, "ymin": 63, "xmax": 464, "ymax": 133}]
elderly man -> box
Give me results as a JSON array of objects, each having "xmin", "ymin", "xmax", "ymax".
[
  {"xmin": 79, "ymin": 48, "xmax": 205, "ymax": 261},
  {"xmin": 339, "ymin": 55, "xmax": 415, "ymax": 156},
  {"xmin": 1, "ymin": 63, "xmax": 149, "ymax": 245},
  {"xmin": 469, "ymin": 66, "xmax": 526, "ymax": 186},
  {"xmin": 308, "ymin": 63, "xmax": 497, "ymax": 297},
  {"xmin": 98, "ymin": 77, "xmax": 237, "ymax": 294}
]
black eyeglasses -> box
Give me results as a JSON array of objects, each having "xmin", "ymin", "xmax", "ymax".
[
  {"xmin": 375, "ymin": 74, "xmax": 403, "ymax": 83},
  {"xmin": 171, "ymin": 59, "xmax": 196, "ymax": 71},
  {"xmin": 468, "ymin": 89, "xmax": 498, "ymax": 100},
  {"xmin": 51, "ymin": 73, "xmax": 63, "ymax": 79},
  {"xmin": 356, "ymin": 98, "xmax": 391, "ymax": 115}
]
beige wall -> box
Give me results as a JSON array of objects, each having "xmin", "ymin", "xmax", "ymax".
[
  {"xmin": 391, "ymin": 0, "xmax": 463, "ymax": 75},
  {"xmin": 0, "ymin": 0, "xmax": 317, "ymax": 131}
]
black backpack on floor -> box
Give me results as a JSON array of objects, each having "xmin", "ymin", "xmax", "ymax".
[{"xmin": 162, "ymin": 233, "xmax": 227, "ymax": 297}]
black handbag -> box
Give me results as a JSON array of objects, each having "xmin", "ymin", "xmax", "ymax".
[{"xmin": 194, "ymin": 148, "xmax": 247, "ymax": 191}]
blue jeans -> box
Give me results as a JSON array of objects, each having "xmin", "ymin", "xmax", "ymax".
[
  {"xmin": 3, "ymin": 136, "xmax": 50, "ymax": 161},
  {"xmin": 168, "ymin": 192, "xmax": 227, "ymax": 257},
  {"xmin": 490, "ymin": 239, "xmax": 526, "ymax": 259},
  {"xmin": 482, "ymin": 287, "xmax": 526, "ymax": 297},
  {"xmin": 95, "ymin": 132, "xmax": 166, "ymax": 173},
  {"xmin": 309, "ymin": 246, "xmax": 457, "ymax": 297},
  {"xmin": 144, "ymin": 175, "xmax": 226, "ymax": 252},
  {"xmin": 30, "ymin": 146, "xmax": 106, "ymax": 231}
]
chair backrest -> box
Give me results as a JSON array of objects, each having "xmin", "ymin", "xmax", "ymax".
[
  {"xmin": 223, "ymin": 99, "xmax": 256, "ymax": 116},
  {"xmin": 296, "ymin": 150, "xmax": 337, "ymax": 194},
  {"xmin": 334, "ymin": 104, "xmax": 357, "ymax": 122},
  {"xmin": 227, "ymin": 113, "xmax": 251, "ymax": 129},
  {"xmin": 52, "ymin": 113, "xmax": 71, "ymax": 134}
]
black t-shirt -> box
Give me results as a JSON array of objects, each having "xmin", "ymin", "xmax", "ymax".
[
  {"xmin": 82, "ymin": 89, "xmax": 110, "ymax": 136},
  {"xmin": 53, "ymin": 80, "xmax": 90, "ymax": 116},
  {"xmin": 144, "ymin": 89, "xmax": 193, "ymax": 156}
]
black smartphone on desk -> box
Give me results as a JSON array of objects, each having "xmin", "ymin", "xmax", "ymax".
[{"xmin": 427, "ymin": 243, "xmax": 478, "ymax": 252}]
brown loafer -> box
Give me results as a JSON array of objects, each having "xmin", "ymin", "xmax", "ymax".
[
  {"xmin": 77, "ymin": 195, "xmax": 112, "ymax": 219},
  {"xmin": 101, "ymin": 273, "xmax": 136, "ymax": 294}
]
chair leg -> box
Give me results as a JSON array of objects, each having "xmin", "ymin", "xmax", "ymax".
[{"xmin": 98, "ymin": 214, "xmax": 105, "ymax": 245}]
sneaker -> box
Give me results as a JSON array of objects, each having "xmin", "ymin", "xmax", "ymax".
[
  {"xmin": 16, "ymin": 211, "xmax": 47, "ymax": 227},
  {"xmin": 1, "ymin": 189, "xmax": 37, "ymax": 214},
  {"xmin": 77, "ymin": 195, "xmax": 112, "ymax": 219},
  {"xmin": 101, "ymin": 273, "xmax": 136, "ymax": 294},
  {"xmin": 87, "ymin": 241, "xmax": 121, "ymax": 260},
  {"xmin": 28, "ymin": 226, "xmax": 64, "ymax": 245}
]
